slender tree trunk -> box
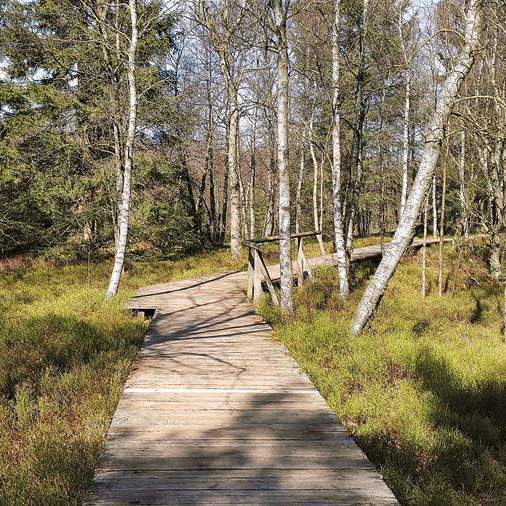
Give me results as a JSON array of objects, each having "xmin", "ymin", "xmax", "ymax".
[
  {"xmin": 295, "ymin": 147, "xmax": 305, "ymax": 233},
  {"xmin": 344, "ymin": 0, "xmax": 369, "ymax": 255},
  {"xmin": 220, "ymin": 143, "xmax": 229, "ymax": 242},
  {"xmin": 350, "ymin": 0, "xmax": 481, "ymax": 334},
  {"xmin": 228, "ymin": 92, "xmax": 241, "ymax": 257},
  {"xmin": 274, "ymin": 0, "xmax": 293, "ymax": 312},
  {"xmin": 309, "ymin": 113, "xmax": 320, "ymax": 233},
  {"xmin": 249, "ymin": 107, "xmax": 258, "ymax": 238},
  {"xmin": 207, "ymin": 127, "xmax": 217, "ymax": 241},
  {"xmin": 205, "ymin": 55, "xmax": 217, "ymax": 242},
  {"xmin": 400, "ymin": 75, "xmax": 410, "ymax": 216},
  {"xmin": 438, "ymin": 150, "xmax": 447, "ymax": 297},
  {"xmin": 459, "ymin": 129, "xmax": 468, "ymax": 237},
  {"xmin": 106, "ymin": 0, "xmax": 138, "ymax": 298},
  {"xmin": 264, "ymin": 127, "xmax": 276, "ymax": 237},
  {"xmin": 332, "ymin": 0, "xmax": 349, "ymax": 296},
  {"xmin": 422, "ymin": 195, "xmax": 428, "ymax": 297},
  {"xmin": 319, "ymin": 155, "xmax": 324, "ymax": 233},
  {"xmin": 432, "ymin": 174, "xmax": 438, "ymax": 237}
]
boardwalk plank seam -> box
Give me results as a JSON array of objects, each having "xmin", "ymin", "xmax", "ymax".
[{"xmin": 82, "ymin": 242, "xmax": 418, "ymax": 505}]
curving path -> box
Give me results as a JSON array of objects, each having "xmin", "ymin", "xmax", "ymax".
[{"xmin": 83, "ymin": 242, "xmax": 429, "ymax": 505}]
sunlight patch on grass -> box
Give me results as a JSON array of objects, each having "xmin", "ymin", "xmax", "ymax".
[
  {"xmin": 0, "ymin": 246, "xmax": 241, "ymax": 503},
  {"xmin": 257, "ymin": 245, "xmax": 506, "ymax": 505}
]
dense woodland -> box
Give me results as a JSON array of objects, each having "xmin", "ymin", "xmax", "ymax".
[
  {"xmin": 0, "ymin": 1, "xmax": 506, "ymax": 503},
  {"xmin": 1, "ymin": 0, "xmax": 504, "ymax": 329}
]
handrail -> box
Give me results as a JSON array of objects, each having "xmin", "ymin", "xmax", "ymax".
[
  {"xmin": 244, "ymin": 231, "xmax": 320, "ymax": 305},
  {"xmin": 243, "ymin": 230, "xmax": 321, "ymax": 246}
]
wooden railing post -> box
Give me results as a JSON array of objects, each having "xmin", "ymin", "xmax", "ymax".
[
  {"xmin": 253, "ymin": 249, "xmax": 262, "ymax": 302},
  {"xmin": 247, "ymin": 247, "xmax": 254, "ymax": 300},
  {"xmin": 316, "ymin": 232, "xmax": 326, "ymax": 256},
  {"xmin": 295, "ymin": 237, "xmax": 304, "ymax": 285},
  {"xmin": 257, "ymin": 251, "xmax": 279, "ymax": 305},
  {"xmin": 244, "ymin": 231, "xmax": 322, "ymax": 305}
]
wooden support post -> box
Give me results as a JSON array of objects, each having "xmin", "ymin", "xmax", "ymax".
[
  {"xmin": 253, "ymin": 249, "xmax": 263, "ymax": 302},
  {"xmin": 296, "ymin": 238, "xmax": 305, "ymax": 285},
  {"xmin": 257, "ymin": 251, "xmax": 279, "ymax": 306},
  {"xmin": 247, "ymin": 248, "xmax": 254, "ymax": 300},
  {"xmin": 317, "ymin": 232, "xmax": 326, "ymax": 256}
]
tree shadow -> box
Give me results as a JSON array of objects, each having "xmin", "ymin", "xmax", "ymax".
[{"xmin": 85, "ymin": 303, "xmax": 397, "ymax": 504}]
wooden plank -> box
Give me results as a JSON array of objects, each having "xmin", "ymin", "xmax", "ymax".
[{"xmin": 86, "ymin": 243, "xmax": 399, "ymax": 504}]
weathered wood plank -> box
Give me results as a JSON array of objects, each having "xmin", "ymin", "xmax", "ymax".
[{"xmin": 87, "ymin": 244, "xmax": 399, "ymax": 504}]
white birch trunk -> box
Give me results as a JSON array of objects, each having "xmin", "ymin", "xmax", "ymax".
[
  {"xmin": 459, "ymin": 129, "xmax": 468, "ymax": 236},
  {"xmin": 295, "ymin": 147, "xmax": 305, "ymax": 233},
  {"xmin": 351, "ymin": 0, "xmax": 481, "ymax": 334},
  {"xmin": 400, "ymin": 75, "xmax": 410, "ymax": 216},
  {"xmin": 106, "ymin": 0, "xmax": 138, "ymax": 298},
  {"xmin": 274, "ymin": 0, "xmax": 293, "ymax": 312},
  {"xmin": 432, "ymin": 174, "xmax": 438, "ymax": 238},
  {"xmin": 228, "ymin": 92, "xmax": 241, "ymax": 257},
  {"xmin": 421, "ymin": 195, "xmax": 428, "ymax": 297},
  {"xmin": 332, "ymin": 0, "xmax": 349, "ymax": 296},
  {"xmin": 249, "ymin": 107, "xmax": 258, "ymax": 238},
  {"xmin": 309, "ymin": 113, "xmax": 320, "ymax": 233}
]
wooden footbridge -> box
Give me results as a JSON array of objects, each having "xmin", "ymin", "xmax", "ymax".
[{"xmin": 86, "ymin": 237, "xmax": 435, "ymax": 504}]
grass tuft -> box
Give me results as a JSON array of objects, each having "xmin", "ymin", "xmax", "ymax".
[
  {"xmin": 258, "ymin": 244, "xmax": 506, "ymax": 505},
  {"xmin": 0, "ymin": 246, "xmax": 243, "ymax": 503}
]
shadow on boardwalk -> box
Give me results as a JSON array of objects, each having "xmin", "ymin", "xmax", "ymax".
[{"xmin": 87, "ymin": 248, "xmax": 398, "ymax": 504}]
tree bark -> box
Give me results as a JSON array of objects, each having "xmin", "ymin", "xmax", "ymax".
[
  {"xmin": 400, "ymin": 75, "xmax": 410, "ymax": 216},
  {"xmin": 459, "ymin": 129, "xmax": 469, "ymax": 237},
  {"xmin": 422, "ymin": 195, "xmax": 428, "ymax": 297},
  {"xmin": 295, "ymin": 146, "xmax": 305, "ymax": 233},
  {"xmin": 332, "ymin": 0, "xmax": 349, "ymax": 296},
  {"xmin": 438, "ymin": 145, "xmax": 447, "ymax": 297},
  {"xmin": 309, "ymin": 112, "xmax": 320, "ymax": 234},
  {"xmin": 274, "ymin": 0, "xmax": 293, "ymax": 312},
  {"xmin": 432, "ymin": 173, "xmax": 438, "ymax": 237},
  {"xmin": 227, "ymin": 91, "xmax": 241, "ymax": 257},
  {"xmin": 350, "ymin": 0, "xmax": 481, "ymax": 334},
  {"xmin": 106, "ymin": 0, "xmax": 138, "ymax": 298},
  {"xmin": 344, "ymin": 0, "xmax": 369, "ymax": 254}
]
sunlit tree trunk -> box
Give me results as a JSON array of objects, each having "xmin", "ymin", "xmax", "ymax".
[
  {"xmin": 309, "ymin": 112, "xmax": 320, "ymax": 233},
  {"xmin": 400, "ymin": 75, "xmax": 410, "ymax": 216},
  {"xmin": 344, "ymin": 0, "xmax": 369, "ymax": 254},
  {"xmin": 421, "ymin": 195, "xmax": 428, "ymax": 297},
  {"xmin": 459, "ymin": 129, "xmax": 469, "ymax": 237},
  {"xmin": 438, "ymin": 145, "xmax": 447, "ymax": 297},
  {"xmin": 432, "ymin": 174, "xmax": 438, "ymax": 237},
  {"xmin": 249, "ymin": 107, "xmax": 258, "ymax": 238},
  {"xmin": 295, "ymin": 147, "xmax": 305, "ymax": 233},
  {"xmin": 106, "ymin": 0, "xmax": 138, "ymax": 298},
  {"xmin": 227, "ymin": 90, "xmax": 241, "ymax": 257},
  {"xmin": 273, "ymin": 0, "xmax": 293, "ymax": 312},
  {"xmin": 332, "ymin": 0, "xmax": 349, "ymax": 296},
  {"xmin": 351, "ymin": 0, "xmax": 481, "ymax": 334},
  {"xmin": 264, "ymin": 141, "xmax": 276, "ymax": 237}
]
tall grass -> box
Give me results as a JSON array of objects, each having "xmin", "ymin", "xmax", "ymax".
[
  {"xmin": 258, "ymin": 245, "xmax": 506, "ymax": 505},
  {"xmin": 0, "ymin": 247, "xmax": 242, "ymax": 504}
]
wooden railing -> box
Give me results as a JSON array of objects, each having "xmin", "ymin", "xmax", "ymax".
[{"xmin": 243, "ymin": 231, "xmax": 324, "ymax": 305}]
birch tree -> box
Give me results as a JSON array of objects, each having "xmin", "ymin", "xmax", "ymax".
[
  {"xmin": 273, "ymin": 0, "xmax": 293, "ymax": 312},
  {"xmin": 194, "ymin": 0, "xmax": 246, "ymax": 258},
  {"xmin": 332, "ymin": 0, "xmax": 349, "ymax": 297},
  {"xmin": 106, "ymin": 0, "xmax": 138, "ymax": 298},
  {"xmin": 351, "ymin": 0, "xmax": 482, "ymax": 334},
  {"xmin": 397, "ymin": 0, "xmax": 416, "ymax": 216}
]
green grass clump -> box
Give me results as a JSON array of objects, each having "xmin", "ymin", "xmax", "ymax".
[
  {"xmin": 258, "ymin": 245, "xmax": 506, "ymax": 505},
  {"xmin": 0, "ymin": 246, "xmax": 241, "ymax": 504}
]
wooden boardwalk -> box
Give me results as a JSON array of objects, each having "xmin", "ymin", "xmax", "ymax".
[{"xmin": 86, "ymin": 242, "xmax": 412, "ymax": 505}]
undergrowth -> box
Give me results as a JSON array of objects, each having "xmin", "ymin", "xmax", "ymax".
[
  {"xmin": 258, "ymin": 243, "xmax": 506, "ymax": 505},
  {"xmin": 0, "ymin": 246, "xmax": 242, "ymax": 504}
]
